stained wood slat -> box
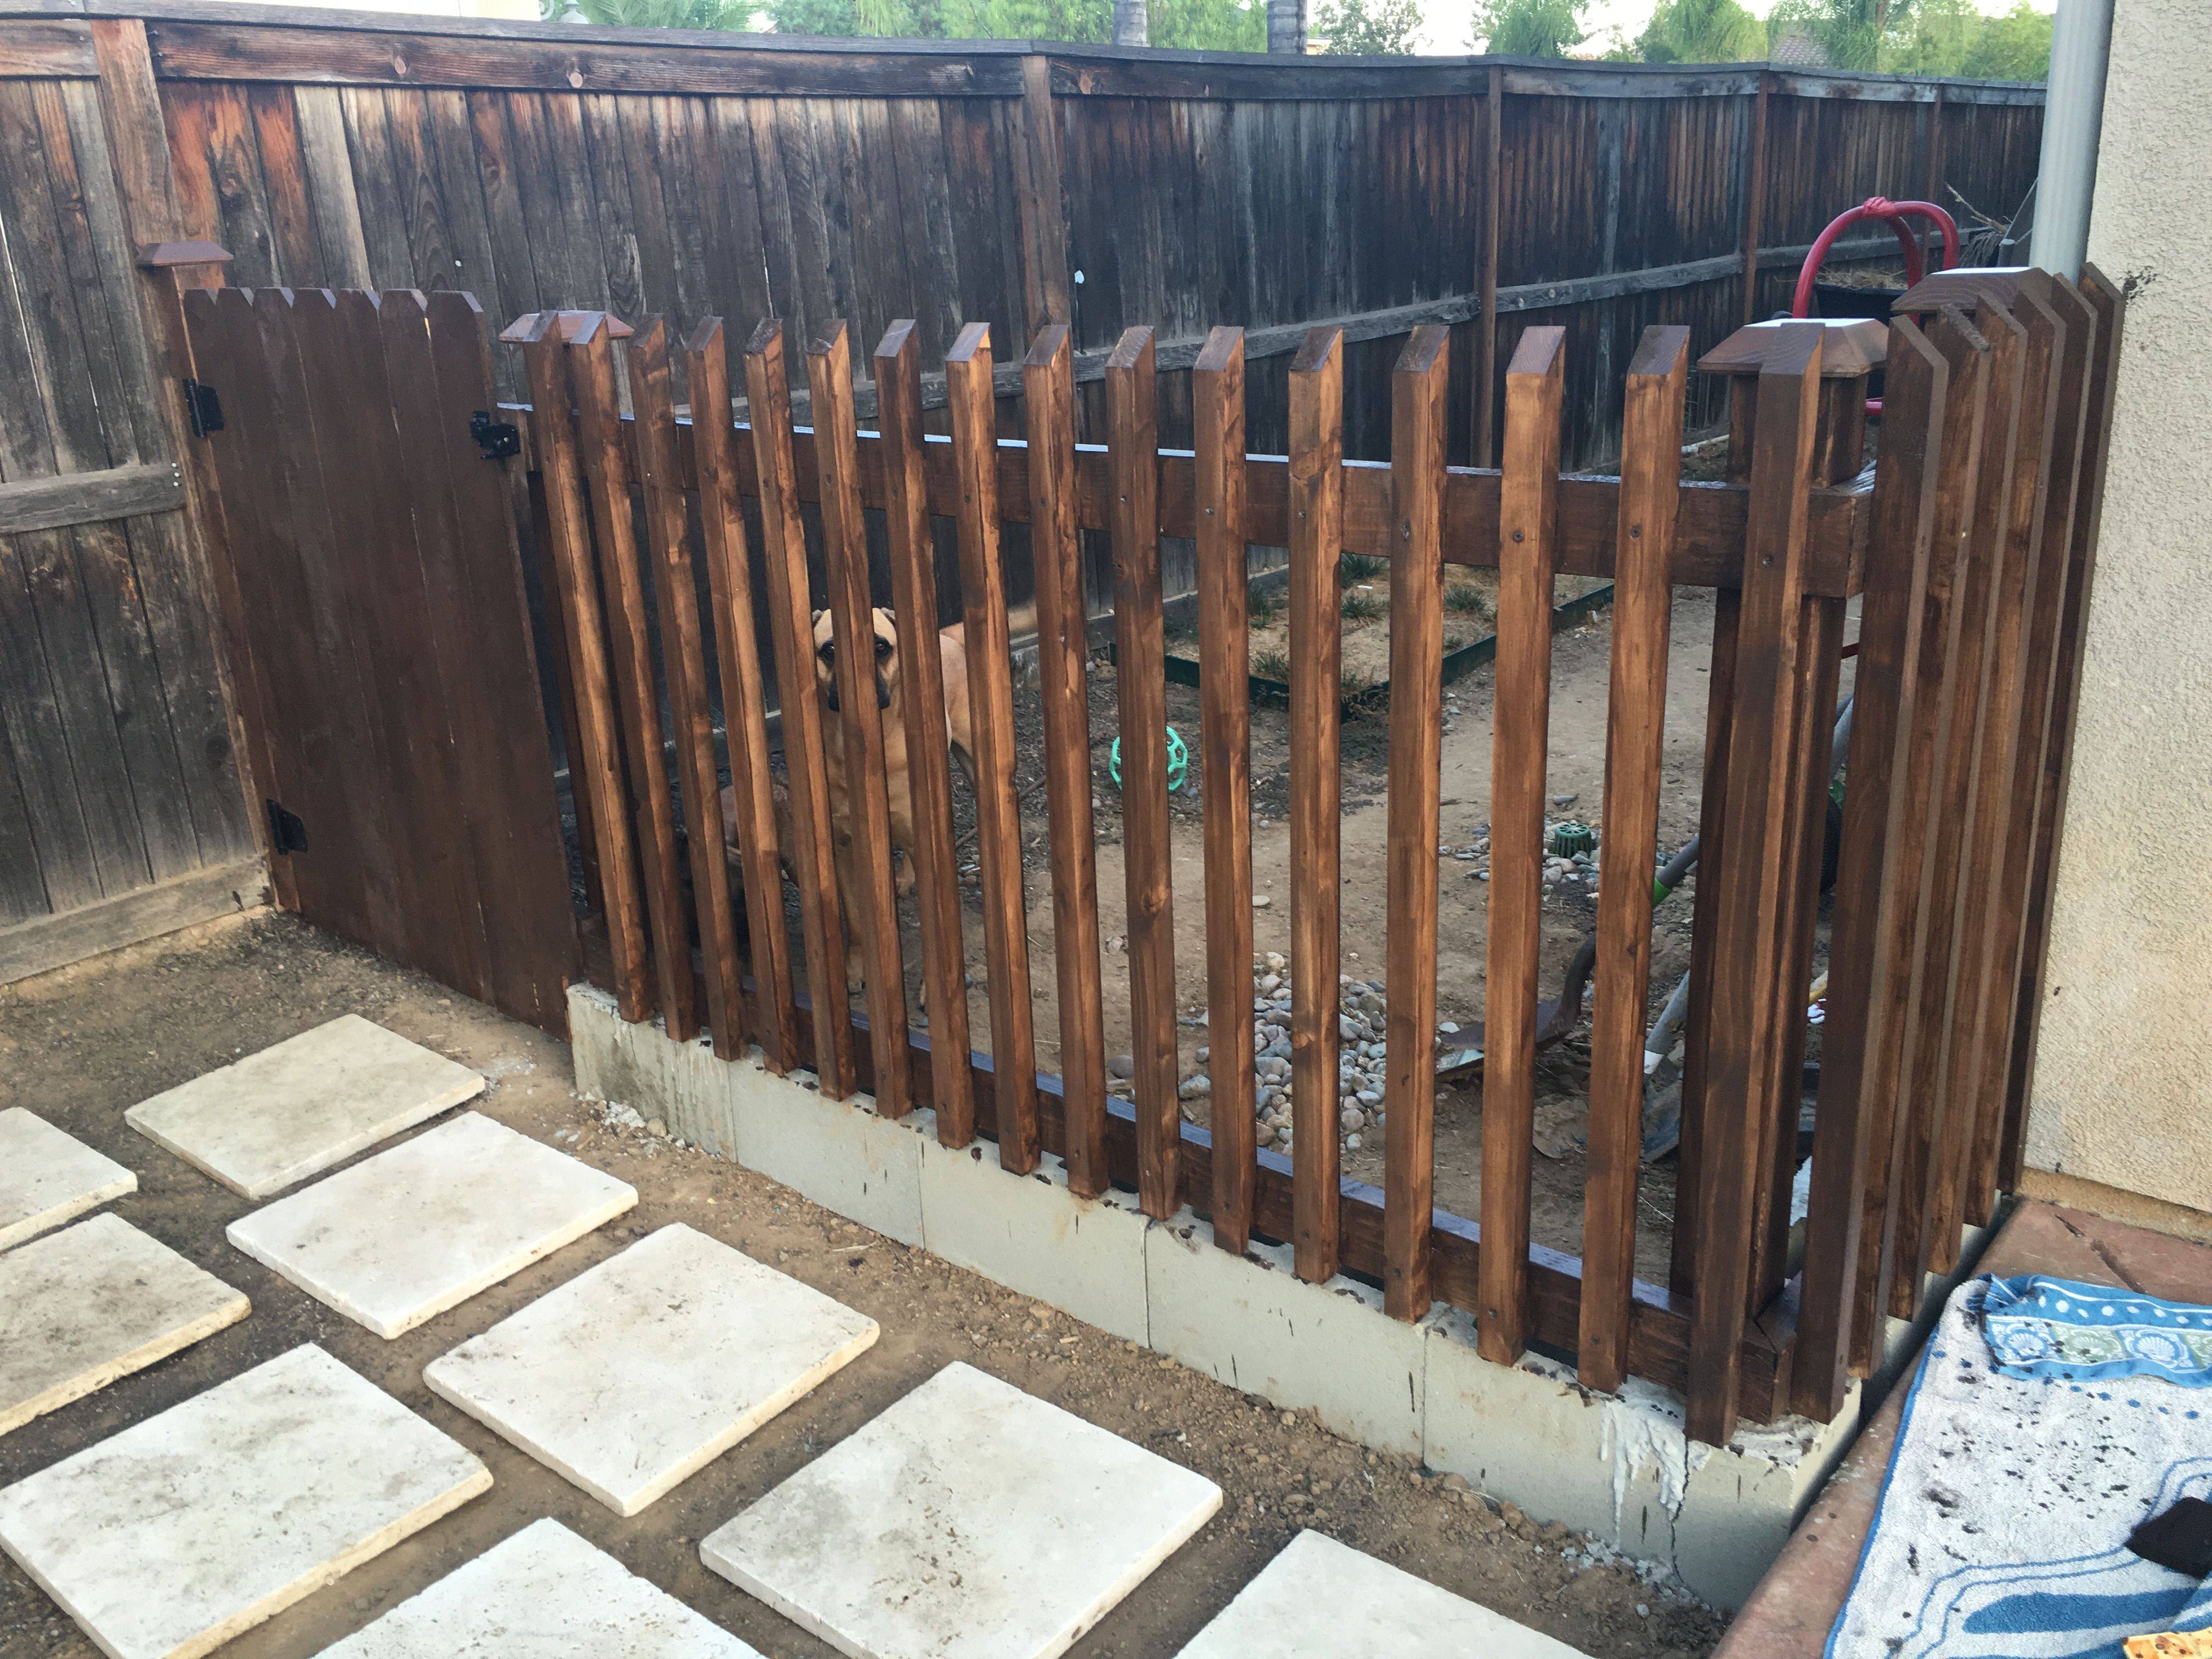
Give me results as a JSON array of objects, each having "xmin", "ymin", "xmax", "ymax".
[
  {"xmin": 1385, "ymin": 323, "xmax": 1451, "ymax": 1326},
  {"xmin": 1578, "ymin": 323, "xmax": 1687, "ymax": 1393},
  {"xmin": 744, "ymin": 317, "xmax": 856, "ymax": 1099},
  {"xmin": 1477, "ymin": 324, "xmax": 1562, "ymax": 1353},
  {"xmin": 567, "ymin": 311, "xmax": 697, "ymax": 1042},
  {"xmin": 1193, "ymin": 325, "xmax": 1255, "ymax": 1255},
  {"xmin": 1685, "ymin": 320, "xmax": 1823, "ymax": 1448},
  {"xmin": 1288, "ymin": 325, "xmax": 1345, "ymax": 1283},
  {"xmin": 809, "ymin": 317, "xmax": 911, "ymax": 1116},
  {"xmin": 882, "ymin": 317, "xmax": 977, "ymax": 1144},
  {"xmin": 1023, "ymin": 322, "xmax": 1105, "ymax": 1190},
  {"xmin": 1960, "ymin": 273, "xmax": 2096, "ymax": 1218},
  {"xmin": 1884, "ymin": 295, "xmax": 2024, "ymax": 1315},
  {"xmin": 1791, "ymin": 311, "xmax": 1954, "ymax": 1415},
  {"xmin": 1925, "ymin": 280, "xmax": 2061, "ymax": 1271},
  {"xmin": 687, "ymin": 316, "xmax": 800, "ymax": 1072},
  {"xmin": 1107, "ymin": 324, "xmax": 1180, "ymax": 1220},
  {"xmin": 631, "ymin": 316, "xmax": 746, "ymax": 1059},
  {"xmin": 1999, "ymin": 268, "xmax": 2126, "ymax": 1192},
  {"xmin": 946, "ymin": 320, "xmax": 1039, "ymax": 1169}
]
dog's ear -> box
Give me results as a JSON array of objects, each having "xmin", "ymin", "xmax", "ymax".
[{"xmin": 812, "ymin": 608, "xmax": 826, "ymax": 625}]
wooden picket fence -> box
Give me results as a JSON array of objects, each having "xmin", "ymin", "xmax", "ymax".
[{"xmin": 494, "ymin": 264, "xmax": 2120, "ymax": 1446}]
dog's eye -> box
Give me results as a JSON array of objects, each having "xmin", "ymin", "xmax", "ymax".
[{"xmin": 874, "ymin": 638, "xmax": 893, "ymax": 658}]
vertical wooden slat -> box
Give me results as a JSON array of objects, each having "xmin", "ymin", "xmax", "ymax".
[
  {"xmin": 1289, "ymin": 324, "xmax": 1345, "ymax": 1283},
  {"xmin": 1686, "ymin": 320, "xmax": 1823, "ymax": 1448},
  {"xmin": 809, "ymin": 318, "xmax": 912, "ymax": 1116},
  {"xmin": 1927, "ymin": 281, "xmax": 2061, "ymax": 1268},
  {"xmin": 2000, "ymin": 267, "xmax": 2126, "ymax": 1192},
  {"xmin": 1792, "ymin": 311, "xmax": 1956, "ymax": 1417},
  {"xmin": 1739, "ymin": 72, "xmax": 1770, "ymax": 328},
  {"xmin": 946, "ymin": 320, "xmax": 1039, "ymax": 1169},
  {"xmin": 686, "ymin": 316, "xmax": 800, "ymax": 1074},
  {"xmin": 1385, "ymin": 323, "xmax": 1451, "ymax": 1325},
  {"xmin": 1015, "ymin": 56, "xmax": 1071, "ymax": 335},
  {"xmin": 1107, "ymin": 324, "xmax": 1181, "ymax": 1220},
  {"xmin": 518, "ymin": 312, "xmax": 650, "ymax": 1023},
  {"xmin": 1022, "ymin": 321, "xmax": 1104, "ymax": 1188},
  {"xmin": 1962, "ymin": 273, "xmax": 2096, "ymax": 1218},
  {"xmin": 1193, "ymin": 325, "xmax": 1255, "ymax": 1254},
  {"xmin": 630, "ymin": 316, "xmax": 745, "ymax": 1059},
  {"xmin": 1477, "ymin": 324, "xmax": 1561, "ymax": 1354},
  {"xmin": 1473, "ymin": 66, "xmax": 1503, "ymax": 467},
  {"xmin": 744, "ymin": 318, "xmax": 856, "ymax": 1098},
  {"xmin": 1849, "ymin": 308, "xmax": 1991, "ymax": 1376},
  {"xmin": 1578, "ymin": 324, "xmax": 1688, "ymax": 1393},
  {"xmin": 1886, "ymin": 296, "xmax": 2024, "ymax": 1310},
  {"xmin": 881, "ymin": 318, "xmax": 976, "ymax": 1142}
]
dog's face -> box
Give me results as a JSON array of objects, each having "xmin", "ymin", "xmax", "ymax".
[{"xmin": 812, "ymin": 607, "xmax": 897, "ymax": 713}]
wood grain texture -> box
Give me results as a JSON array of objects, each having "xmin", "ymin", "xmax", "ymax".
[
  {"xmin": 630, "ymin": 316, "xmax": 744, "ymax": 1058},
  {"xmin": 1384, "ymin": 323, "xmax": 1450, "ymax": 1325},
  {"xmin": 1107, "ymin": 325, "xmax": 1180, "ymax": 1220},
  {"xmin": 946, "ymin": 320, "xmax": 1038, "ymax": 1165},
  {"xmin": 1685, "ymin": 320, "xmax": 1822, "ymax": 1447},
  {"xmin": 1477, "ymin": 324, "xmax": 1562, "ymax": 1353},
  {"xmin": 809, "ymin": 318, "xmax": 912, "ymax": 1116},
  {"xmin": 881, "ymin": 318, "xmax": 976, "ymax": 1143},
  {"xmin": 744, "ymin": 317, "xmax": 855, "ymax": 1098},
  {"xmin": 687, "ymin": 315, "xmax": 799, "ymax": 1072},
  {"xmin": 1288, "ymin": 325, "xmax": 1345, "ymax": 1283},
  {"xmin": 567, "ymin": 312, "xmax": 695, "ymax": 1041},
  {"xmin": 1193, "ymin": 325, "xmax": 1255, "ymax": 1254},
  {"xmin": 1578, "ymin": 324, "xmax": 1686, "ymax": 1393},
  {"xmin": 1022, "ymin": 322, "xmax": 1105, "ymax": 1188}
]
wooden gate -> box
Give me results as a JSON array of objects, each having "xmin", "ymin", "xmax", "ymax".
[{"xmin": 180, "ymin": 286, "xmax": 575, "ymax": 1032}]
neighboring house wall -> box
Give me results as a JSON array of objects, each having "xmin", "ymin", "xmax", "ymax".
[{"xmin": 2025, "ymin": 0, "xmax": 2212, "ymax": 1215}]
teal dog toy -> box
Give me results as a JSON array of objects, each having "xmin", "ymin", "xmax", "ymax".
[{"xmin": 1110, "ymin": 726, "xmax": 1188, "ymax": 794}]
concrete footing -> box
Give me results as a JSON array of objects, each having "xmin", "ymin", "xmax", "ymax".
[{"xmin": 569, "ymin": 986, "xmax": 1860, "ymax": 1609}]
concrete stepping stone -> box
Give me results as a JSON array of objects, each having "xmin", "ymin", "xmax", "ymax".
[
  {"xmin": 425, "ymin": 1223, "xmax": 878, "ymax": 1515},
  {"xmin": 1, "ymin": 1212, "xmax": 249, "ymax": 1437},
  {"xmin": 227, "ymin": 1112, "xmax": 635, "ymax": 1338},
  {"xmin": 0, "ymin": 1344, "xmax": 490, "ymax": 1659},
  {"xmin": 315, "ymin": 1517, "xmax": 764, "ymax": 1658},
  {"xmin": 0, "ymin": 1107, "xmax": 136, "ymax": 1251},
  {"xmin": 126, "ymin": 1014, "xmax": 484, "ymax": 1199},
  {"xmin": 1173, "ymin": 1529, "xmax": 1594, "ymax": 1658},
  {"xmin": 701, "ymin": 1361, "xmax": 1221, "ymax": 1659}
]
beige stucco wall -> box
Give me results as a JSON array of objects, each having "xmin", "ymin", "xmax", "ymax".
[{"xmin": 2024, "ymin": 0, "xmax": 2212, "ymax": 1212}]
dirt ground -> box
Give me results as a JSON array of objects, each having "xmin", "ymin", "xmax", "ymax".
[{"xmin": 0, "ymin": 911, "xmax": 1726, "ymax": 1658}]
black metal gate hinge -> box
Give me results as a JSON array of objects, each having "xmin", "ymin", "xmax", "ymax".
[
  {"xmin": 469, "ymin": 409, "xmax": 521, "ymax": 462},
  {"xmin": 266, "ymin": 799, "xmax": 308, "ymax": 855},
  {"xmin": 183, "ymin": 377, "xmax": 223, "ymax": 438}
]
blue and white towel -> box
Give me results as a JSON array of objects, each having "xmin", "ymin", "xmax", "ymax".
[{"xmin": 1830, "ymin": 1276, "xmax": 2212, "ymax": 1658}]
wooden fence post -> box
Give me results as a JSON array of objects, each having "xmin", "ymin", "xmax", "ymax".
[
  {"xmin": 1474, "ymin": 64, "xmax": 1504, "ymax": 467},
  {"xmin": 1685, "ymin": 319, "xmax": 1822, "ymax": 1447},
  {"xmin": 1384, "ymin": 323, "xmax": 1449, "ymax": 1326},
  {"xmin": 1016, "ymin": 55, "xmax": 1073, "ymax": 337},
  {"xmin": 1478, "ymin": 324, "xmax": 1561, "ymax": 1356},
  {"xmin": 1739, "ymin": 71, "xmax": 1771, "ymax": 328}
]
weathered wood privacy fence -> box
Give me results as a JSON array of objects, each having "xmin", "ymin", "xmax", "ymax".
[
  {"xmin": 333, "ymin": 261, "xmax": 2110, "ymax": 1447},
  {"xmin": 0, "ymin": 4, "xmax": 2045, "ymax": 969}
]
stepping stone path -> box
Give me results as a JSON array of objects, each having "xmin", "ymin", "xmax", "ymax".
[
  {"xmin": 227, "ymin": 1112, "xmax": 636, "ymax": 1338},
  {"xmin": 0, "ymin": 1107, "xmax": 136, "ymax": 1251},
  {"xmin": 425, "ymin": 1223, "xmax": 878, "ymax": 1516},
  {"xmin": 1174, "ymin": 1529, "xmax": 1595, "ymax": 1657},
  {"xmin": 315, "ymin": 1517, "xmax": 763, "ymax": 1658},
  {"xmin": 126, "ymin": 1014, "xmax": 485, "ymax": 1199},
  {"xmin": 0, "ymin": 1345, "xmax": 490, "ymax": 1659},
  {"xmin": 701, "ymin": 1361, "xmax": 1221, "ymax": 1659},
  {"xmin": 0, "ymin": 1213, "xmax": 249, "ymax": 1437}
]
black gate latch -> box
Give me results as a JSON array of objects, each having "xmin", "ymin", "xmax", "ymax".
[
  {"xmin": 469, "ymin": 410, "xmax": 521, "ymax": 462},
  {"xmin": 183, "ymin": 378, "xmax": 223, "ymax": 438},
  {"xmin": 266, "ymin": 799, "xmax": 308, "ymax": 855}
]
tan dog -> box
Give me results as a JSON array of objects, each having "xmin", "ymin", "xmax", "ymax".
[{"xmin": 722, "ymin": 606, "xmax": 975, "ymax": 990}]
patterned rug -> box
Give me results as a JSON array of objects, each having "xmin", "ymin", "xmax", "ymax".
[{"xmin": 1830, "ymin": 1276, "xmax": 2212, "ymax": 1658}]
